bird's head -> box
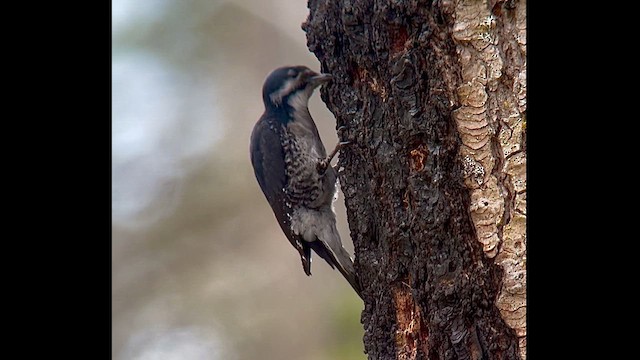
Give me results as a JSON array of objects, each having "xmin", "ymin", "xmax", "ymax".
[{"xmin": 262, "ymin": 65, "xmax": 333, "ymax": 111}]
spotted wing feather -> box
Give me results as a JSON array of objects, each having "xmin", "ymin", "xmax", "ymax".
[{"xmin": 250, "ymin": 114, "xmax": 312, "ymax": 274}]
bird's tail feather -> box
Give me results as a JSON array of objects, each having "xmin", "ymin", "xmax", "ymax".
[
  {"xmin": 310, "ymin": 229, "xmax": 362, "ymax": 299},
  {"xmin": 333, "ymin": 246, "xmax": 362, "ymax": 299}
]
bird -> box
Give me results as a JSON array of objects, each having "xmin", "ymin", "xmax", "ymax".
[{"xmin": 249, "ymin": 65, "xmax": 361, "ymax": 298}]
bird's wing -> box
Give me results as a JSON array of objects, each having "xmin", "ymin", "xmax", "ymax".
[{"xmin": 250, "ymin": 115, "xmax": 311, "ymax": 274}]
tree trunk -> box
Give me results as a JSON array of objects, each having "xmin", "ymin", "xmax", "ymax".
[{"xmin": 303, "ymin": 1, "xmax": 526, "ymax": 359}]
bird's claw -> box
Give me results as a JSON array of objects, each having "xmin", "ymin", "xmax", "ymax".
[
  {"xmin": 336, "ymin": 125, "xmax": 348, "ymax": 142},
  {"xmin": 317, "ymin": 159, "xmax": 329, "ymax": 174},
  {"xmin": 317, "ymin": 127, "xmax": 352, "ymax": 174}
]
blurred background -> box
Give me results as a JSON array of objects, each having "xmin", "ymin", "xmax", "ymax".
[{"xmin": 112, "ymin": 0, "xmax": 364, "ymax": 359}]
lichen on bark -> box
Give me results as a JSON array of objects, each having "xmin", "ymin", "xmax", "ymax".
[{"xmin": 452, "ymin": 0, "xmax": 527, "ymax": 358}]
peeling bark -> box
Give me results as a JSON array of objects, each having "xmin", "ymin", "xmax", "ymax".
[{"xmin": 303, "ymin": 1, "xmax": 526, "ymax": 359}]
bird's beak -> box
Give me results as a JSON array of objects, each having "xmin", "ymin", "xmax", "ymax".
[{"xmin": 309, "ymin": 73, "xmax": 333, "ymax": 87}]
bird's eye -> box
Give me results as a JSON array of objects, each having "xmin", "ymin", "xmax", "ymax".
[{"xmin": 287, "ymin": 70, "xmax": 297, "ymax": 78}]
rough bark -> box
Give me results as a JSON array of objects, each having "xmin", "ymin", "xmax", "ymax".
[{"xmin": 303, "ymin": 0, "xmax": 526, "ymax": 359}]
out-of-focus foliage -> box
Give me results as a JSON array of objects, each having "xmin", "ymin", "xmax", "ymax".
[{"xmin": 112, "ymin": 1, "xmax": 364, "ymax": 359}]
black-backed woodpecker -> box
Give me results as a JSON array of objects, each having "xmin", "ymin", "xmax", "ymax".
[{"xmin": 249, "ymin": 65, "xmax": 361, "ymax": 298}]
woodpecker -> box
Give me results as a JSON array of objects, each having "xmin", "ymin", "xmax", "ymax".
[{"xmin": 249, "ymin": 65, "xmax": 361, "ymax": 298}]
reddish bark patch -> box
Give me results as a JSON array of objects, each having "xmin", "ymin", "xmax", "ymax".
[
  {"xmin": 353, "ymin": 64, "xmax": 367, "ymax": 84},
  {"xmin": 392, "ymin": 282, "xmax": 429, "ymax": 359},
  {"xmin": 409, "ymin": 144, "xmax": 428, "ymax": 172},
  {"xmin": 390, "ymin": 25, "xmax": 409, "ymax": 57}
]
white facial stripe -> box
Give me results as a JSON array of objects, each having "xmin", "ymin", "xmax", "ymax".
[
  {"xmin": 269, "ymin": 78, "xmax": 299, "ymax": 105},
  {"xmin": 287, "ymin": 90, "xmax": 311, "ymax": 113}
]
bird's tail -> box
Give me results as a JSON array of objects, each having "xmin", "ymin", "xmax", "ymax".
[
  {"xmin": 310, "ymin": 223, "xmax": 363, "ymax": 299},
  {"xmin": 333, "ymin": 245, "xmax": 362, "ymax": 299}
]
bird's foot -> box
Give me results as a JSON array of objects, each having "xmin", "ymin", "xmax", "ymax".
[
  {"xmin": 317, "ymin": 140, "xmax": 351, "ymax": 174},
  {"xmin": 317, "ymin": 159, "xmax": 329, "ymax": 174}
]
